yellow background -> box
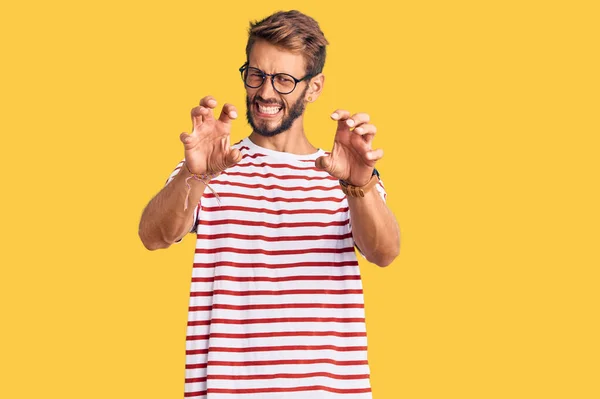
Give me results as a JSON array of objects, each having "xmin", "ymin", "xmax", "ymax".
[{"xmin": 1, "ymin": 0, "xmax": 598, "ymax": 398}]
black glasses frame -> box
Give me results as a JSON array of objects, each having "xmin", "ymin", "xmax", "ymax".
[{"xmin": 239, "ymin": 63, "xmax": 314, "ymax": 95}]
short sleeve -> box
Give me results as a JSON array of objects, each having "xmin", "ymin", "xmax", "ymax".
[{"xmin": 374, "ymin": 176, "xmax": 387, "ymax": 203}]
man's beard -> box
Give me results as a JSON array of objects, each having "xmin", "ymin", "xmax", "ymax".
[{"xmin": 246, "ymin": 87, "xmax": 308, "ymax": 137}]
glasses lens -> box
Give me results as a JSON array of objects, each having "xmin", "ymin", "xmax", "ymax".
[
  {"xmin": 244, "ymin": 68, "xmax": 264, "ymax": 88},
  {"xmin": 273, "ymin": 74, "xmax": 296, "ymax": 94}
]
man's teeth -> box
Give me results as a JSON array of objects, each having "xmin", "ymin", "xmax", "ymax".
[{"xmin": 258, "ymin": 104, "xmax": 281, "ymax": 114}]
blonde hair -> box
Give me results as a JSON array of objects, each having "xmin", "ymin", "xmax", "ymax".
[{"xmin": 246, "ymin": 10, "xmax": 329, "ymax": 76}]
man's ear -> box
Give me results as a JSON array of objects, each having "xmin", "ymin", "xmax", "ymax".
[{"xmin": 305, "ymin": 73, "xmax": 325, "ymax": 102}]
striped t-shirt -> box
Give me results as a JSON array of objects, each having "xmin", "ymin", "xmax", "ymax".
[{"xmin": 166, "ymin": 137, "xmax": 386, "ymax": 399}]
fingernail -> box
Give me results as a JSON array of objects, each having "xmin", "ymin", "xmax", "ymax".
[
  {"xmin": 209, "ymin": 99, "xmax": 217, "ymax": 106},
  {"xmin": 355, "ymin": 127, "xmax": 363, "ymax": 134},
  {"xmin": 346, "ymin": 119, "xmax": 355, "ymax": 127},
  {"xmin": 331, "ymin": 113, "xmax": 339, "ymax": 120},
  {"xmin": 230, "ymin": 111, "xmax": 238, "ymax": 118}
]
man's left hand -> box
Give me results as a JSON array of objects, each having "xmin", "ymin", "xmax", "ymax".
[{"xmin": 315, "ymin": 109, "xmax": 384, "ymax": 186}]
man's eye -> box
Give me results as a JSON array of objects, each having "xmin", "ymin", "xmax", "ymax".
[{"xmin": 276, "ymin": 75, "xmax": 294, "ymax": 84}]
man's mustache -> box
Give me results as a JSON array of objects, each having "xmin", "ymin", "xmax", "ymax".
[{"xmin": 253, "ymin": 95, "xmax": 283, "ymax": 107}]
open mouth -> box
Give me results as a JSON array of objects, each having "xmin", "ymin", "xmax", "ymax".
[{"xmin": 255, "ymin": 102, "xmax": 282, "ymax": 118}]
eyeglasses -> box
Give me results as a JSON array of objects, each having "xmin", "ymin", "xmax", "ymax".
[{"xmin": 239, "ymin": 63, "xmax": 313, "ymax": 95}]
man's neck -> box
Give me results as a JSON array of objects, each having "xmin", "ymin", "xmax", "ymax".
[{"xmin": 248, "ymin": 120, "xmax": 318, "ymax": 155}]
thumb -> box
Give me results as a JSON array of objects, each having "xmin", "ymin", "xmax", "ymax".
[
  {"xmin": 179, "ymin": 131, "xmax": 198, "ymax": 150},
  {"xmin": 225, "ymin": 148, "xmax": 243, "ymax": 168},
  {"xmin": 315, "ymin": 155, "xmax": 333, "ymax": 173}
]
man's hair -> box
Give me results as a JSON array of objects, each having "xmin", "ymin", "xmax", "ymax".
[{"xmin": 246, "ymin": 10, "xmax": 329, "ymax": 77}]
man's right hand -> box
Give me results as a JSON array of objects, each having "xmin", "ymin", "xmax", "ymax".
[{"xmin": 179, "ymin": 96, "xmax": 243, "ymax": 175}]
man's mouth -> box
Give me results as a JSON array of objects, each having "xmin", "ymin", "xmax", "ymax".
[{"xmin": 255, "ymin": 102, "xmax": 282, "ymax": 117}]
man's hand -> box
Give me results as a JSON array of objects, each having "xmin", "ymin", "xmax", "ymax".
[
  {"xmin": 315, "ymin": 110, "xmax": 384, "ymax": 186},
  {"xmin": 179, "ymin": 96, "xmax": 243, "ymax": 175}
]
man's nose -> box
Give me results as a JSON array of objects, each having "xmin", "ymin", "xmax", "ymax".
[{"xmin": 257, "ymin": 77, "xmax": 277, "ymax": 98}]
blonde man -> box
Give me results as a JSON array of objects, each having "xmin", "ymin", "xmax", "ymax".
[{"xmin": 139, "ymin": 10, "xmax": 400, "ymax": 399}]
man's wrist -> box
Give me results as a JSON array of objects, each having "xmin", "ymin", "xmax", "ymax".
[{"xmin": 339, "ymin": 169, "xmax": 380, "ymax": 198}]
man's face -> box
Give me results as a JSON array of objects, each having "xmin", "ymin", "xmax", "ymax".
[{"xmin": 245, "ymin": 40, "xmax": 310, "ymax": 137}]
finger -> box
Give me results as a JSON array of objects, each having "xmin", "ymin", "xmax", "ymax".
[
  {"xmin": 364, "ymin": 148, "xmax": 384, "ymax": 162},
  {"xmin": 363, "ymin": 133, "xmax": 375, "ymax": 145},
  {"xmin": 225, "ymin": 148, "xmax": 243, "ymax": 168},
  {"xmin": 331, "ymin": 109, "xmax": 352, "ymax": 132},
  {"xmin": 191, "ymin": 106, "xmax": 211, "ymax": 132},
  {"xmin": 352, "ymin": 133, "xmax": 372, "ymax": 154},
  {"xmin": 330, "ymin": 109, "xmax": 351, "ymax": 122},
  {"xmin": 219, "ymin": 103, "xmax": 238, "ymax": 124},
  {"xmin": 199, "ymin": 96, "xmax": 218, "ymax": 109},
  {"xmin": 354, "ymin": 123, "xmax": 377, "ymax": 146},
  {"xmin": 315, "ymin": 155, "xmax": 335, "ymax": 174},
  {"xmin": 353, "ymin": 123, "xmax": 377, "ymax": 136},
  {"xmin": 198, "ymin": 96, "xmax": 217, "ymax": 121},
  {"xmin": 179, "ymin": 131, "xmax": 197, "ymax": 148},
  {"xmin": 346, "ymin": 112, "xmax": 370, "ymax": 128},
  {"xmin": 191, "ymin": 105, "xmax": 206, "ymax": 121}
]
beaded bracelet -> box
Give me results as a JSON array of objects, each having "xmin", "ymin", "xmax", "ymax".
[{"xmin": 183, "ymin": 162, "xmax": 221, "ymax": 210}]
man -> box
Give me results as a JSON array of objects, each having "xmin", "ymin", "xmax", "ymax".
[{"xmin": 139, "ymin": 10, "xmax": 400, "ymax": 399}]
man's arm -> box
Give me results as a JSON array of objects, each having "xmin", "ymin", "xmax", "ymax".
[
  {"xmin": 138, "ymin": 163, "xmax": 206, "ymax": 250},
  {"xmin": 138, "ymin": 96, "xmax": 241, "ymax": 250},
  {"xmin": 347, "ymin": 185, "xmax": 400, "ymax": 267},
  {"xmin": 316, "ymin": 109, "xmax": 401, "ymax": 267}
]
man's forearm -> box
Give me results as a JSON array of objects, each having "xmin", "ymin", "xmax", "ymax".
[
  {"xmin": 348, "ymin": 188, "xmax": 400, "ymax": 267},
  {"xmin": 138, "ymin": 164, "xmax": 206, "ymax": 250}
]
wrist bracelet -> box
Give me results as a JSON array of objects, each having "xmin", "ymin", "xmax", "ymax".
[
  {"xmin": 183, "ymin": 162, "xmax": 221, "ymax": 210},
  {"xmin": 339, "ymin": 169, "xmax": 380, "ymax": 198}
]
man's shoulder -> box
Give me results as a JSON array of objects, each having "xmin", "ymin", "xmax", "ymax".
[{"xmin": 232, "ymin": 137, "xmax": 250, "ymax": 150}]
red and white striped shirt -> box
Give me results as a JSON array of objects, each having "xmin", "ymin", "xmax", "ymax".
[{"xmin": 166, "ymin": 138, "xmax": 386, "ymax": 399}]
